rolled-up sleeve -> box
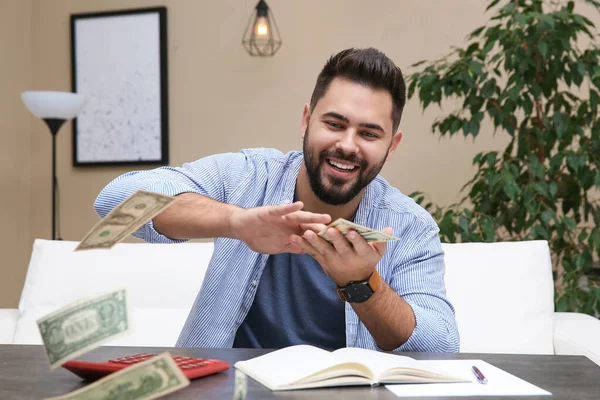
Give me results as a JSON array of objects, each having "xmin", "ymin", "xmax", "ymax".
[
  {"xmin": 93, "ymin": 152, "xmax": 255, "ymax": 243},
  {"xmin": 392, "ymin": 226, "xmax": 459, "ymax": 352}
]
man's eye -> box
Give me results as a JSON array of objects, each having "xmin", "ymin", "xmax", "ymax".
[
  {"xmin": 326, "ymin": 121, "xmax": 342, "ymax": 129},
  {"xmin": 362, "ymin": 131, "xmax": 378, "ymax": 139}
]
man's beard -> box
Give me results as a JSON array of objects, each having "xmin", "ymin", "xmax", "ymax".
[{"xmin": 302, "ymin": 127, "xmax": 388, "ymax": 205}]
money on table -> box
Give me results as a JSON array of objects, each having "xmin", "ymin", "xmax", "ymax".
[{"xmin": 45, "ymin": 352, "xmax": 190, "ymax": 400}]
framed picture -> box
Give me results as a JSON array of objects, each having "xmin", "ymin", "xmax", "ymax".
[{"xmin": 70, "ymin": 7, "xmax": 169, "ymax": 166}]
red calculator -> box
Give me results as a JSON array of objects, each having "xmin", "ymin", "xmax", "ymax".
[{"xmin": 62, "ymin": 353, "xmax": 230, "ymax": 381}]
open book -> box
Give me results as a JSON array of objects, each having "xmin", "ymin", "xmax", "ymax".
[{"xmin": 233, "ymin": 345, "xmax": 468, "ymax": 391}]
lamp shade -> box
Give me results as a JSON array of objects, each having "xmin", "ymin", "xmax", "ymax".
[
  {"xmin": 21, "ymin": 91, "xmax": 85, "ymax": 120},
  {"xmin": 242, "ymin": 0, "xmax": 282, "ymax": 57}
]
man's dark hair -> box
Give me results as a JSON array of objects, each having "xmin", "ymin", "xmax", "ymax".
[{"xmin": 309, "ymin": 48, "xmax": 406, "ymax": 132}]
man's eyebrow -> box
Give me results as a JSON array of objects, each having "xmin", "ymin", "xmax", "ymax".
[
  {"xmin": 321, "ymin": 111, "xmax": 385, "ymax": 133},
  {"xmin": 359, "ymin": 122, "xmax": 385, "ymax": 133},
  {"xmin": 322, "ymin": 111, "xmax": 350, "ymax": 123}
]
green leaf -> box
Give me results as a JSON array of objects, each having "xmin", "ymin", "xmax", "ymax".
[
  {"xmin": 485, "ymin": 0, "xmax": 501, "ymax": 11},
  {"xmin": 563, "ymin": 217, "xmax": 578, "ymax": 230},
  {"xmin": 538, "ymin": 41, "xmax": 548, "ymax": 59},
  {"xmin": 549, "ymin": 182, "xmax": 558, "ymax": 198},
  {"xmin": 503, "ymin": 180, "xmax": 519, "ymax": 200},
  {"xmin": 578, "ymin": 229, "xmax": 589, "ymax": 243},
  {"xmin": 541, "ymin": 210, "xmax": 555, "ymax": 225},
  {"xmin": 515, "ymin": 13, "xmax": 527, "ymax": 26},
  {"xmin": 531, "ymin": 225, "xmax": 550, "ymax": 240},
  {"xmin": 480, "ymin": 79, "xmax": 496, "ymax": 99},
  {"xmin": 459, "ymin": 215, "xmax": 470, "ymax": 234},
  {"xmin": 410, "ymin": 60, "xmax": 427, "ymax": 68},
  {"xmin": 486, "ymin": 152, "xmax": 497, "ymax": 167},
  {"xmin": 590, "ymin": 229, "xmax": 600, "ymax": 250},
  {"xmin": 481, "ymin": 218, "xmax": 496, "ymax": 242},
  {"xmin": 502, "ymin": 2, "xmax": 516, "ymax": 14},
  {"xmin": 468, "ymin": 26, "xmax": 485, "ymax": 39},
  {"xmin": 556, "ymin": 295, "xmax": 570, "ymax": 312},
  {"xmin": 533, "ymin": 182, "xmax": 550, "ymax": 198},
  {"xmin": 538, "ymin": 14, "xmax": 555, "ymax": 29}
]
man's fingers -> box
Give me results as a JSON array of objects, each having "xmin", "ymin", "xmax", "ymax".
[
  {"xmin": 299, "ymin": 222, "xmax": 329, "ymax": 233},
  {"xmin": 284, "ymin": 211, "xmax": 331, "ymax": 225},
  {"xmin": 381, "ymin": 227, "xmax": 394, "ymax": 236},
  {"xmin": 370, "ymin": 227, "xmax": 394, "ymax": 256},
  {"xmin": 290, "ymin": 234, "xmax": 319, "ymax": 258},
  {"xmin": 283, "ymin": 240, "xmax": 305, "ymax": 254},
  {"xmin": 302, "ymin": 230, "xmax": 333, "ymax": 257},
  {"xmin": 327, "ymin": 228, "xmax": 354, "ymax": 254},
  {"xmin": 266, "ymin": 201, "xmax": 304, "ymax": 217},
  {"xmin": 345, "ymin": 229, "xmax": 371, "ymax": 253}
]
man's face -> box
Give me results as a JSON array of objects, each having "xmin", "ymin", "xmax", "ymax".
[{"xmin": 302, "ymin": 77, "xmax": 402, "ymax": 205}]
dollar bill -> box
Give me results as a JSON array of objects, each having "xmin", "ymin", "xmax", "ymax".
[
  {"xmin": 233, "ymin": 369, "xmax": 248, "ymax": 400},
  {"xmin": 45, "ymin": 352, "xmax": 190, "ymax": 400},
  {"xmin": 318, "ymin": 218, "xmax": 400, "ymax": 243},
  {"xmin": 75, "ymin": 190, "xmax": 176, "ymax": 251},
  {"xmin": 37, "ymin": 288, "xmax": 130, "ymax": 370}
]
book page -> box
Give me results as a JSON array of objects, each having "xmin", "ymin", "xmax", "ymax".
[
  {"xmin": 234, "ymin": 345, "xmax": 356, "ymax": 389},
  {"xmin": 331, "ymin": 347, "xmax": 423, "ymax": 379}
]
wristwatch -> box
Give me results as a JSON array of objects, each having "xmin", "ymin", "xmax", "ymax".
[{"xmin": 336, "ymin": 270, "xmax": 381, "ymax": 303}]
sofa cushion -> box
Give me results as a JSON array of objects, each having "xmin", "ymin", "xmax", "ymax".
[
  {"xmin": 13, "ymin": 307, "xmax": 189, "ymax": 347},
  {"xmin": 0, "ymin": 309, "xmax": 20, "ymax": 344},
  {"xmin": 442, "ymin": 240, "xmax": 555, "ymax": 354},
  {"xmin": 19, "ymin": 239, "xmax": 213, "ymax": 312},
  {"xmin": 553, "ymin": 312, "xmax": 600, "ymax": 366}
]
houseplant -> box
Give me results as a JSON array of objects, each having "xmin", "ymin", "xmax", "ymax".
[{"xmin": 408, "ymin": 0, "xmax": 600, "ymax": 315}]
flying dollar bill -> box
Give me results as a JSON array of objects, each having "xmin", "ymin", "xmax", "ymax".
[
  {"xmin": 45, "ymin": 352, "xmax": 190, "ymax": 400},
  {"xmin": 37, "ymin": 288, "xmax": 130, "ymax": 370},
  {"xmin": 318, "ymin": 218, "xmax": 400, "ymax": 243},
  {"xmin": 75, "ymin": 190, "xmax": 176, "ymax": 251}
]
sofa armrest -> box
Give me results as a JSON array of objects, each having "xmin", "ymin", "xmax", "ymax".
[
  {"xmin": 553, "ymin": 312, "xmax": 600, "ymax": 366},
  {"xmin": 0, "ymin": 309, "xmax": 20, "ymax": 344}
]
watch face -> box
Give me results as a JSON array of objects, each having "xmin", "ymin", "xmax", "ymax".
[{"xmin": 345, "ymin": 282, "xmax": 373, "ymax": 303}]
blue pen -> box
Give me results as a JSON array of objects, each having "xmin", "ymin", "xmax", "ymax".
[{"xmin": 472, "ymin": 365, "xmax": 488, "ymax": 384}]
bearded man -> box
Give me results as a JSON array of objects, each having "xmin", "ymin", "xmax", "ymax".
[{"xmin": 94, "ymin": 48, "xmax": 459, "ymax": 353}]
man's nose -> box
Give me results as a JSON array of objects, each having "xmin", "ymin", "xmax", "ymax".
[{"xmin": 335, "ymin": 131, "xmax": 359, "ymax": 155}]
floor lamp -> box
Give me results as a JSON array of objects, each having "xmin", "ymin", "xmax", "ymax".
[{"xmin": 21, "ymin": 91, "xmax": 85, "ymax": 240}]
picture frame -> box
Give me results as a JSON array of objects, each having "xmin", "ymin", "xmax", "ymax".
[{"xmin": 70, "ymin": 7, "xmax": 169, "ymax": 166}]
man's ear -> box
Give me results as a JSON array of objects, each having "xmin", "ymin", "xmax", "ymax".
[
  {"xmin": 386, "ymin": 131, "xmax": 403, "ymax": 160},
  {"xmin": 301, "ymin": 104, "xmax": 311, "ymax": 138}
]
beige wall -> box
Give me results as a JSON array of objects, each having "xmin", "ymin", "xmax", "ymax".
[
  {"xmin": 2, "ymin": 0, "xmax": 510, "ymax": 307},
  {"xmin": 0, "ymin": 0, "xmax": 33, "ymax": 308}
]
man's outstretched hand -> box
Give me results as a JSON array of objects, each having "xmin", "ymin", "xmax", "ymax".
[{"xmin": 230, "ymin": 201, "xmax": 331, "ymax": 254}]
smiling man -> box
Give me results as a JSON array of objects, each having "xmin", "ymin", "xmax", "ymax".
[{"xmin": 94, "ymin": 48, "xmax": 459, "ymax": 353}]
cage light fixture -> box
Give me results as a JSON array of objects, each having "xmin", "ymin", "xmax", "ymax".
[{"xmin": 242, "ymin": 0, "xmax": 282, "ymax": 57}]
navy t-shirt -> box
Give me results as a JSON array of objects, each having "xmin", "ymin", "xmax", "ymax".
[{"xmin": 233, "ymin": 252, "xmax": 346, "ymax": 351}]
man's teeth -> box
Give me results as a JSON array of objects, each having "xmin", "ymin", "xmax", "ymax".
[{"xmin": 329, "ymin": 160, "xmax": 356, "ymax": 170}]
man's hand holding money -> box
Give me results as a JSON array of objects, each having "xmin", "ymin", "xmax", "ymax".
[{"xmin": 290, "ymin": 224, "xmax": 394, "ymax": 287}]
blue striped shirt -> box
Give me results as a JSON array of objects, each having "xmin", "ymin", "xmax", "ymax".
[{"xmin": 94, "ymin": 148, "xmax": 459, "ymax": 352}]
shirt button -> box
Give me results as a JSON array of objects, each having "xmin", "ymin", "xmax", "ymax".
[
  {"xmin": 282, "ymin": 199, "xmax": 291, "ymax": 204},
  {"xmin": 251, "ymin": 280, "xmax": 258, "ymax": 287}
]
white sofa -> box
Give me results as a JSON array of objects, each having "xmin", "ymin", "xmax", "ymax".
[{"xmin": 1, "ymin": 239, "xmax": 599, "ymax": 366}]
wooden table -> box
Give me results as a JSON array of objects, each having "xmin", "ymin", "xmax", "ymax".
[{"xmin": 1, "ymin": 345, "xmax": 599, "ymax": 399}]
